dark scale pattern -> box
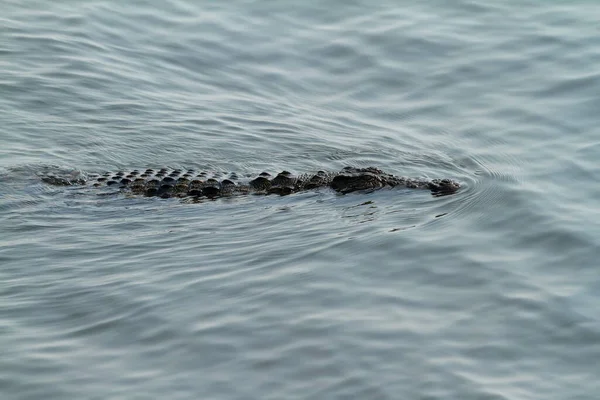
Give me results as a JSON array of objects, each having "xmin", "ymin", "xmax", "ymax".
[{"xmin": 82, "ymin": 167, "xmax": 460, "ymax": 199}]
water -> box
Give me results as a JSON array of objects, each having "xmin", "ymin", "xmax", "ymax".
[{"xmin": 2, "ymin": 1, "xmax": 600, "ymax": 398}]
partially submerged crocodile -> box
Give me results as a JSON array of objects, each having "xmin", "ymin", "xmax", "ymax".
[{"xmin": 42, "ymin": 167, "xmax": 460, "ymax": 198}]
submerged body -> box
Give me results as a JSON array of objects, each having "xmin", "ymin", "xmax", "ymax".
[{"xmin": 42, "ymin": 166, "xmax": 460, "ymax": 198}]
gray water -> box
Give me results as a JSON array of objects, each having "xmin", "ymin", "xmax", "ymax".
[{"xmin": 2, "ymin": 1, "xmax": 600, "ymax": 399}]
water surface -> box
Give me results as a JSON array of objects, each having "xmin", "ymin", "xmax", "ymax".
[{"xmin": 2, "ymin": 1, "xmax": 600, "ymax": 399}]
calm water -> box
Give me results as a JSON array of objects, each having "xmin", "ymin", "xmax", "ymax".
[{"xmin": 2, "ymin": 1, "xmax": 600, "ymax": 399}]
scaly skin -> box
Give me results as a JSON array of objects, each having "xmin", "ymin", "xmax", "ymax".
[{"xmin": 42, "ymin": 167, "xmax": 460, "ymax": 198}]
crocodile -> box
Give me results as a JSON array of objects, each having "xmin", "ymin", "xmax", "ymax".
[{"xmin": 41, "ymin": 166, "xmax": 460, "ymax": 198}]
